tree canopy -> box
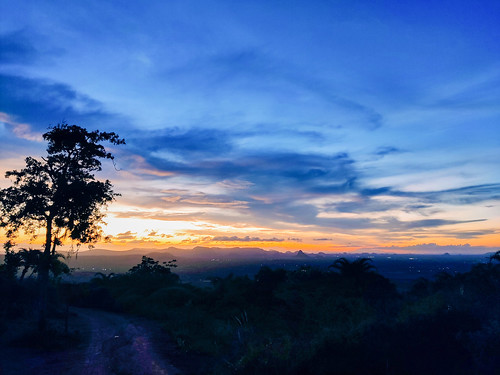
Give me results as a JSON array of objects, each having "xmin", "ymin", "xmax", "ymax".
[
  {"xmin": 0, "ymin": 123, "xmax": 124, "ymax": 329},
  {"xmin": 0, "ymin": 124, "xmax": 125, "ymax": 249}
]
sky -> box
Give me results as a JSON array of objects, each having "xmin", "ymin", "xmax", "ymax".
[{"xmin": 0, "ymin": 0, "xmax": 499, "ymax": 254}]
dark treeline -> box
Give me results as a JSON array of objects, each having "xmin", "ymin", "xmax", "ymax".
[{"xmin": 1, "ymin": 253, "xmax": 500, "ymax": 374}]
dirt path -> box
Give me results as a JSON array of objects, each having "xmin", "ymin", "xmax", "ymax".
[
  {"xmin": 0, "ymin": 308, "xmax": 181, "ymax": 375},
  {"xmin": 77, "ymin": 308, "xmax": 180, "ymax": 375}
]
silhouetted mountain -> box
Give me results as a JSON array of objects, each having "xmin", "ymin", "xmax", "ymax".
[
  {"xmin": 183, "ymin": 246, "xmax": 283, "ymax": 259},
  {"xmin": 76, "ymin": 248, "xmax": 152, "ymax": 256},
  {"xmin": 295, "ymin": 250, "xmax": 309, "ymax": 259}
]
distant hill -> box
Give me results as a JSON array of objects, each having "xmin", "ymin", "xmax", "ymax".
[
  {"xmin": 76, "ymin": 246, "xmax": 314, "ymax": 260},
  {"xmin": 63, "ymin": 246, "xmax": 319, "ymax": 276},
  {"xmin": 2, "ymin": 247, "xmax": 492, "ymax": 287}
]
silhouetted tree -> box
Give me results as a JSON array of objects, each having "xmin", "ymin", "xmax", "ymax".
[
  {"xmin": 489, "ymin": 250, "xmax": 500, "ymax": 263},
  {"xmin": 329, "ymin": 257, "xmax": 375, "ymax": 278},
  {"xmin": 0, "ymin": 240, "xmax": 22, "ymax": 279},
  {"xmin": 328, "ymin": 257, "xmax": 378, "ymax": 295},
  {"xmin": 18, "ymin": 248, "xmax": 41, "ymax": 281},
  {"xmin": 0, "ymin": 123, "xmax": 124, "ymax": 330},
  {"xmin": 128, "ymin": 256, "xmax": 177, "ymax": 275}
]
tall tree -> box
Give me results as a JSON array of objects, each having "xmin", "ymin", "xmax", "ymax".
[
  {"xmin": 0, "ymin": 123, "xmax": 124, "ymax": 329},
  {"xmin": 329, "ymin": 257, "xmax": 376, "ymax": 278}
]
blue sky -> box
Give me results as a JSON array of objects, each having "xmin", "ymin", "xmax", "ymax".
[{"xmin": 1, "ymin": 0, "xmax": 499, "ymax": 253}]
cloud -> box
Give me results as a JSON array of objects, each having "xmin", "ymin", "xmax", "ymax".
[
  {"xmin": 428, "ymin": 73, "xmax": 500, "ymax": 110},
  {"xmin": 114, "ymin": 231, "xmax": 137, "ymax": 240},
  {"xmin": 119, "ymin": 133, "xmax": 498, "ymax": 233},
  {"xmin": 395, "ymin": 218, "xmax": 486, "ymax": 229},
  {"xmin": 386, "ymin": 183, "xmax": 500, "ymax": 205},
  {"xmin": 0, "ymin": 112, "xmax": 42, "ymax": 141},
  {"xmin": 128, "ymin": 138, "xmax": 495, "ymax": 232},
  {"xmin": 374, "ymin": 146, "xmax": 402, "ymax": 157},
  {"xmin": 453, "ymin": 229, "xmax": 498, "ymax": 239},
  {"xmin": 112, "ymin": 211, "xmax": 206, "ymax": 222},
  {"xmin": 162, "ymin": 48, "xmax": 384, "ymax": 130},
  {"xmin": 125, "ymin": 154, "xmax": 175, "ymax": 177},
  {"xmin": 216, "ymin": 179, "xmax": 254, "ymax": 190},
  {"xmin": 0, "ymin": 74, "xmax": 126, "ymax": 133},
  {"xmin": 357, "ymin": 184, "xmax": 500, "ymax": 208},
  {"xmin": 145, "ymin": 231, "xmax": 172, "ymax": 238},
  {"xmin": 145, "ymin": 151, "xmax": 357, "ymax": 192},
  {"xmin": 161, "ymin": 190, "xmax": 249, "ymax": 209},
  {"xmin": 212, "ymin": 235, "xmax": 284, "ymax": 242},
  {"xmin": 131, "ymin": 127, "xmax": 234, "ymax": 158},
  {"xmin": 0, "ymin": 30, "xmax": 39, "ymax": 64}
]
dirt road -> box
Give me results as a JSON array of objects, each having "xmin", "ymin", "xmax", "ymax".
[{"xmin": 0, "ymin": 308, "xmax": 181, "ymax": 375}]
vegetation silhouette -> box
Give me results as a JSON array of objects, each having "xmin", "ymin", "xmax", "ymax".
[
  {"xmin": 18, "ymin": 248, "xmax": 41, "ymax": 281},
  {"xmin": 2, "ymin": 245, "xmax": 500, "ymax": 373},
  {"xmin": 53, "ymin": 252, "xmax": 496, "ymax": 374},
  {"xmin": 0, "ymin": 123, "xmax": 124, "ymax": 330},
  {"xmin": 489, "ymin": 250, "xmax": 500, "ymax": 263},
  {"xmin": 328, "ymin": 257, "xmax": 376, "ymax": 277}
]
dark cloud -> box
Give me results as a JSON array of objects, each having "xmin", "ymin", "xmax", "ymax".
[
  {"xmin": 143, "ymin": 149, "xmax": 358, "ymax": 197},
  {"xmin": 247, "ymin": 200, "xmax": 375, "ymax": 230},
  {"xmin": 358, "ymin": 184, "xmax": 500, "ymax": 206},
  {"xmin": 133, "ymin": 130, "xmax": 497, "ymax": 230},
  {"xmin": 212, "ymin": 235, "xmax": 284, "ymax": 242},
  {"xmin": 0, "ymin": 30, "xmax": 38, "ymax": 64},
  {"xmin": 0, "ymin": 74, "xmax": 126, "ymax": 133},
  {"xmin": 374, "ymin": 146, "xmax": 402, "ymax": 157},
  {"xmin": 132, "ymin": 132, "xmax": 498, "ymax": 230},
  {"xmin": 113, "ymin": 231, "xmax": 136, "ymax": 240},
  {"xmin": 130, "ymin": 127, "xmax": 233, "ymax": 157},
  {"xmin": 451, "ymin": 230, "xmax": 497, "ymax": 239},
  {"xmin": 330, "ymin": 199, "xmax": 390, "ymax": 214},
  {"xmin": 390, "ymin": 183, "xmax": 500, "ymax": 205},
  {"xmin": 397, "ymin": 218, "xmax": 486, "ymax": 229}
]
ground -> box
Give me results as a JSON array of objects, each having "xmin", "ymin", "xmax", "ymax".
[{"xmin": 0, "ymin": 308, "xmax": 182, "ymax": 375}]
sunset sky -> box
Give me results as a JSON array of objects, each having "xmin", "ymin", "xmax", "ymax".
[{"xmin": 1, "ymin": 0, "xmax": 499, "ymax": 254}]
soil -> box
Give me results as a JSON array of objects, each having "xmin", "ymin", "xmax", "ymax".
[{"xmin": 0, "ymin": 308, "xmax": 184, "ymax": 375}]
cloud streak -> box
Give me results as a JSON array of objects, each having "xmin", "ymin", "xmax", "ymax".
[{"xmin": 212, "ymin": 236, "xmax": 284, "ymax": 242}]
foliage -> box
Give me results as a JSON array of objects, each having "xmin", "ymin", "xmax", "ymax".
[
  {"xmin": 0, "ymin": 123, "xmax": 124, "ymax": 330},
  {"xmin": 0, "ymin": 241, "xmax": 22, "ymax": 279},
  {"xmin": 328, "ymin": 257, "xmax": 376, "ymax": 277},
  {"xmin": 489, "ymin": 250, "xmax": 500, "ymax": 263},
  {"xmin": 78, "ymin": 256, "xmax": 497, "ymax": 375},
  {"xmin": 128, "ymin": 256, "xmax": 177, "ymax": 275},
  {"xmin": 0, "ymin": 123, "xmax": 125, "ymax": 248},
  {"xmin": 5, "ymin": 252, "xmax": 498, "ymax": 374}
]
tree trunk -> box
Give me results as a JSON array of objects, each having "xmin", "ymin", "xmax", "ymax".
[
  {"xmin": 38, "ymin": 217, "xmax": 53, "ymax": 331},
  {"xmin": 19, "ymin": 267, "xmax": 28, "ymax": 282}
]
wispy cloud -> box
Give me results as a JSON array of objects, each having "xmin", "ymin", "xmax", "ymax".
[
  {"xmin": 212, "ymin": 235, "xmax": 284, "ymax": 242},
  {"xmin": 374, "ymin": 146, "xmax": 402, "ymax": 158},
  {"xmin": 0, "ymin": 112, "xmax": 42, "ymax": 141}
]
